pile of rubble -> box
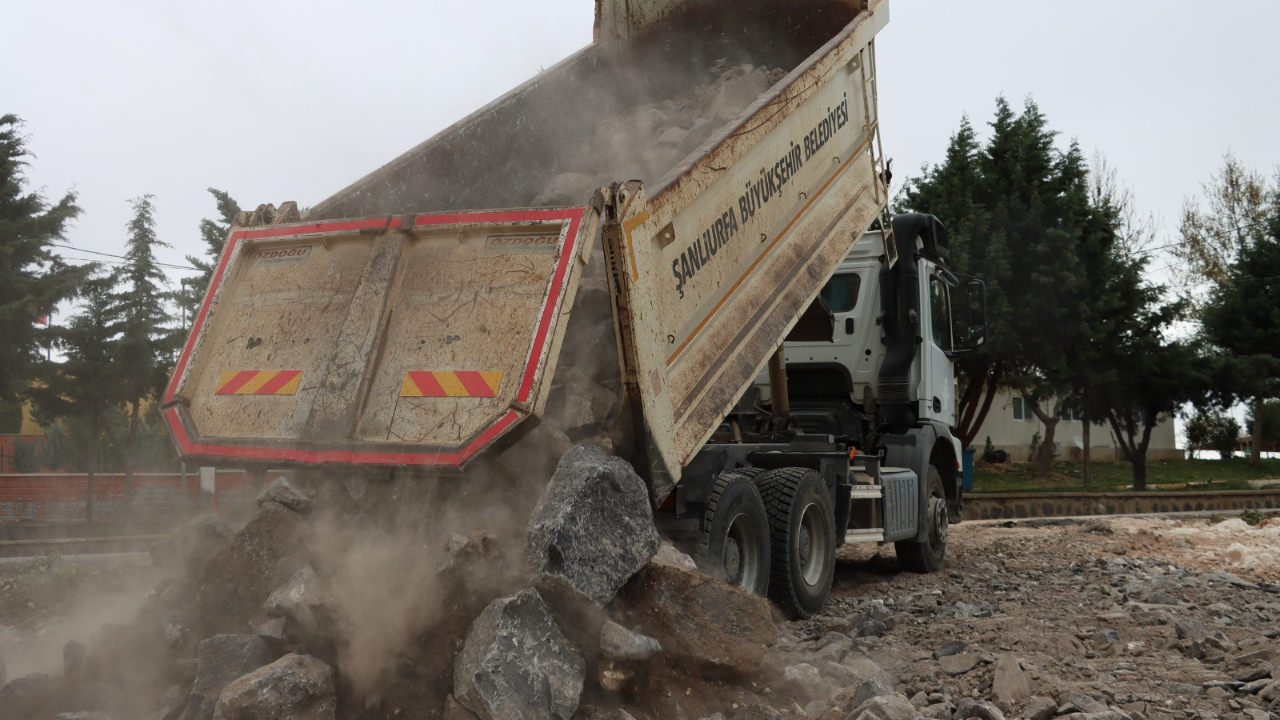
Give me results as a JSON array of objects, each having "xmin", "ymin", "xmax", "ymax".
[{"xmin": 0, "ymin": 445, "xmax": 792, "ymax": 720}]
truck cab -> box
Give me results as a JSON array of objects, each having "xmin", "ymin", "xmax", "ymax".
[{"xmin": 753, "ymin": 213, "xmax": 986, "ymax": 546}]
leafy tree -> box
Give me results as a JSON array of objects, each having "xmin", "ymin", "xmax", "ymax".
[
  {"xmin": 0, "ymin": 114, "xmax": 90, "ymax": 406},
  {"xmin": 1184, "ymin": 407, "xmax": 1243, "ymax": 460},
  {"xmin": 177, "ymin": 188, "xmax": 240, "ymax": 324},
  {"xmin": 901, "ymin": 97, "xmax": 1103, "ymax": 474},
  {"xmin": 29, "ymin": 275, "xmax": 123, "ymax": 523},
  {"xmin": 1201, "ymin": 218, "xmax": 1280, "ymax": 466},
  {"xmin": 1175, "ymin": 155, "xmax": 1274, "ymax": 299},
  {"xmin": 113, "ymin": 194, "xmax": 177, "ymax": 505},
  {"xmin": 0, "ymin": 398, "xmax": 21, "ymax": 433},
  {"xmin": 1093, "ymin": 320, "xmax": 1205, "ymax": 490},
  {"xmin": 1245, "ymin": 400, "xmax": 1280, "ymax": 455}
]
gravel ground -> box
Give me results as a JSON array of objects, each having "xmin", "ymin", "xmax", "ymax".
[{"xmin": 759, "ymin": 514, "xmax": 1280, "ymax": 720}]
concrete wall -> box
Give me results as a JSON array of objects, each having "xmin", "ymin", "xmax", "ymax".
[{"xmin": 973, "ymin": 389, "xmax": 1181, "ymax": 462}]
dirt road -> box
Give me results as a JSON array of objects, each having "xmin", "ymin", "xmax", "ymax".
[{"xmin": 767, "ymin": 514, "xmax": 1280, "ymax": 719}]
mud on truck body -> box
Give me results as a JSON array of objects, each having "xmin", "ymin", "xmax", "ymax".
[{"xmin": 162, "ymin": 0, "xmax": 986, "ymax": 617}]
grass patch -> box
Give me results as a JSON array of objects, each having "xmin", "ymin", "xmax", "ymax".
[{"xmin": 971, "ymin": 458, "xmax": 1280, "ymax": 494}]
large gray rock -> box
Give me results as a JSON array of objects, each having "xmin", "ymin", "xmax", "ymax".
[
  {"xmin": 525, "ymin": 445, "xmax": 660, "ymax": 606},
  {"xmin": 151, "ymin": 515, "xmax": 231, "ymax": 578},
  {"xmin": 852, "ymin": 673, "xmax": 896, "ymax": 707},
  {"xmin": 612, "ymin": 561, "xmax": 776, "ymax": 676},
  {"xmin": 0, "ymin": 674, "xmax": 56, "ymax": 720},
  {"xmin": 180, "ymin": 635, "xmax": 274, "ymax": 720},
  {"xmin": 454, "ymin": 589, "xmax": 585, "ymax": 720},
  {"xmin": 846, "ymin": 694, "xmax": 917, "ymax": 720},
  {"xmin": 213, "ymin": 654, "xmax": 336, "ymax": 720},
  {"xmin": 198, "ymin": 503, "xmax": 305, "ymax": 635},
  {"xmin": 953, "ymin": 702, "xmax": 1006, "ymax": 720},
  {"xmin": 990, "ymin": 654, "xmax": 1030, "ymax": 705},
  {"xmin": 257, "ymin": 477, "xmax": 313, "ymax": 515},
  {"xmin": 264, "ymin": 565, "xmax": 329, "ymax": 638},
  {"xmin": 599, "ymin": 621, "xmax": 661, "ymax": 662}
]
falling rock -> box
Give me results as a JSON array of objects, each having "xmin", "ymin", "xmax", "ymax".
[
  {"xmin": 613, "ymin": 561, "xmax": 776, "ymax": 675},
  {"xmin": 525, "ymin": 445, "xmax": 660, "ymax": 606},
  {"xmin": 939, "ymin": 653, "xmax": 980, "ymax": 676},
  {"xmin": 783, "ymin": 663, "xmax": 827, "ymax": 698},
  {"xmin": 199, "ymin": 502, "xmax": 306, "ymax": 635},
  {"xmin": 258, "ymin": 477, "xmax": 313, "ymax": 515},
  {"xmin": 1174, "ymin": 619, "xmax": 1207, "ymax": 641},
  {"xmin": 953, "ymin": 701, "xmax": 1006, "ymax": 720},
  {"xmin": 554, "ymin": 370, "xmax": 620, "ymax": 437},
  {"xmin": 990, "ymin": 654, "xmax": 1030, "ymax": 705},
  {"xmin": 599, "ymin": 621, "xmax": 661, "ymax": 662},
  {"xmin": 852, "ymin": 673, "xmax": 896, "ymax": 707},
  {"xmin": 179, "ymin": 635, "xmax": 274, "ymax": 720},
  {"xmin": 1024, "ymin": 696, "xmax": 1057, "ymax": 720},
  {"xmin": 0, "ymin": 675, "xmax": 57, "ymax": 720},
  {"xmin": 443, "ymin": 695, "xmax": 481, "ymax": 720},
  {"xmin": 533, "ymin": 173, "xmax": 600, "ymax": 207},
  {"xmin": 736, "ymin": 704, "xmax": 785, "ymax": 720},
  {"xmin": 651, "ymin": 542, "xmax": 699, "ymax": 572},
  {"xmin": 150, "ymin": 515, "xmax": 232, "ymax": 578},
  {"xmin": 254, "ymin": 618, "xmax": 289, "ymax": 648},
  {"xmin": 213, "ymin": 653, "xmax": 336, "ymax": 720},
  {"xmin": 454, "ymin": 588, "xmax": 585, "ymax": 720},
  {"xmin": 1233, "ymin": 662, "xmax": 1275, "ymax": 682},
  {"xmin": 264, "ymin": 565, "xmax": 329, "ymax": 638},
  {"xmin": 846, "ymin": 694, "xmax": 918, "ymax": 720}
]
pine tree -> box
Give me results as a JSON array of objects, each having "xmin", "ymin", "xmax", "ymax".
[
  {"xmin": 901, "ymin": 97, "xmax": 1097, "ymax": 473},
  {"xmin": 178, "ymin": 188, "xmax": 240, "ymax": 324},
  {"xmin": 113, "ymin": 194, "xmax": 176, "ymax": 505},
  {"xmin": 1202, "ymin": 216, "xmax": 1280, "ymax": 466},
  {"xmin": 29, "ymin": 275, "xmax": 123, "ymax": 523},
  {"xmin": 0, "ymin": 114, "xmax": 90, "ymax": 406}
]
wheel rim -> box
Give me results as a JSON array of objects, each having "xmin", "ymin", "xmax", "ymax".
[
  {"xmin": 724, "ymin": 511, "xmax": 762, "ymax": 589},
  {"xmin": 798, "ymin": 501, "xmax": 830, "ymax": 586},
  {"xmin": 928, "ymin": 492, "xmax": 948, "ymax": 552}
]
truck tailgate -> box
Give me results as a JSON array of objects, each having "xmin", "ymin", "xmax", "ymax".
[{"xmin": 163, "ymin": 207, "xmax": 597, "ymax": 469}]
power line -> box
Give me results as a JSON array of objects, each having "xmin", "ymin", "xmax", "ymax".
[{"xmin": 52, "ymin": 242, "xmax": 199, "ymax": 272}]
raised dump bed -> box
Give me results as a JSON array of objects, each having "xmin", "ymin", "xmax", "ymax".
[{"xmin": 164, "ymin": 0, "xmax": 893, "ymax": 488}]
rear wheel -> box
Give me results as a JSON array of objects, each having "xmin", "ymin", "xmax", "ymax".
[
  {"xmin": 758, "ymin": 468, "xmax": 836, "ymax": 618},
  {"xmin": 699, "ymin": 471, "xmax": 771, "ymax": 596},
  {"xmin": 895, "ymin": 465, "xmax": 948, "ymax": 573}
]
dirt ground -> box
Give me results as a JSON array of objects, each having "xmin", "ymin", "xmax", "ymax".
[
  {"xmin": 769, "ymin": 513, "xmax": 1280, "ymax": 719},
  {"xmin": 3, "ymin": 513, "xmax": 1279, "ymax": 720}
]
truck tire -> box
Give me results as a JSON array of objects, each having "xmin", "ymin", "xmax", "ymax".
[
  {"xmin": 895, "ymin": 465, "xmax": 948, "ymax": 573},
  {"xmin": 699, "ymin": 471, "xmax": 771, "ymax": 596},
  {"xmin": 757, "ymin": 467, "xmax": 836, "ymax": 618}
]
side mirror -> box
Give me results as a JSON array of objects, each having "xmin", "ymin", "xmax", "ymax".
[{"xmin": 947, "ymin": 275, "xmax": 987, "ymax": 356}]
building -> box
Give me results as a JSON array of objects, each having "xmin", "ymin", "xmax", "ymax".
[{"xmin": 972, "ymin": 388, "xmax": 1182, "ymax": 462}]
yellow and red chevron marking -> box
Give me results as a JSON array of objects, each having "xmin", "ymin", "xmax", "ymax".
[
  {"xmin": 400, "ymin": 371, "xmax": 503, "ymax": 398},
  {"xmin": 216, "ymin": 370, "xmax": 302, "ymax": 396}
]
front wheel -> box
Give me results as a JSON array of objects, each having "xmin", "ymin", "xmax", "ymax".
[
  {"xmin": 758, "ymin": 467, "xmax": 836, "ymax": 618},
  {"xmin": 699, "ymin": 471, "xmax": 771, "ymax": 596},
  {"xmin": 895, "ymin": 465, "xmax": 948, "ymax": 573}
]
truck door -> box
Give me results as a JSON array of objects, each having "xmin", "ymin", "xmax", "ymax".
[{"xmin": 919, "ymin": 263, "xmax": 957, "ymax": 426}]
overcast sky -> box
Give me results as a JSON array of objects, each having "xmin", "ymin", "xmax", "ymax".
[{"xmin": 6, "ymin": 0, "xmax": 1279, "ymax": 300}]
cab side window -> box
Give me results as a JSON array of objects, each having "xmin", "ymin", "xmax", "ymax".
[
  {"xmin": 821, "ymin": 273, "xmax": 861, "ymax": 313},
  {"xmin": 929, "ymin": 276, "xmax": 952, "ymax": 351}
]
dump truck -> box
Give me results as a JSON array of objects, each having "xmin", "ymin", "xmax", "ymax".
[{"xmin": 162, "ymin": 0, "xmax": 986, "ymax": 617}]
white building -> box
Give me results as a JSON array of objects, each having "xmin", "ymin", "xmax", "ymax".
[{"xmin": 972, "ymin": 389, "xmax": 1182, "ymax": 462}]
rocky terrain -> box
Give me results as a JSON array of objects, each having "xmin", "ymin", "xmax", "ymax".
[{"xmin": 1, "ymin": 454, "xmax": 1278, "ymax": 720}]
